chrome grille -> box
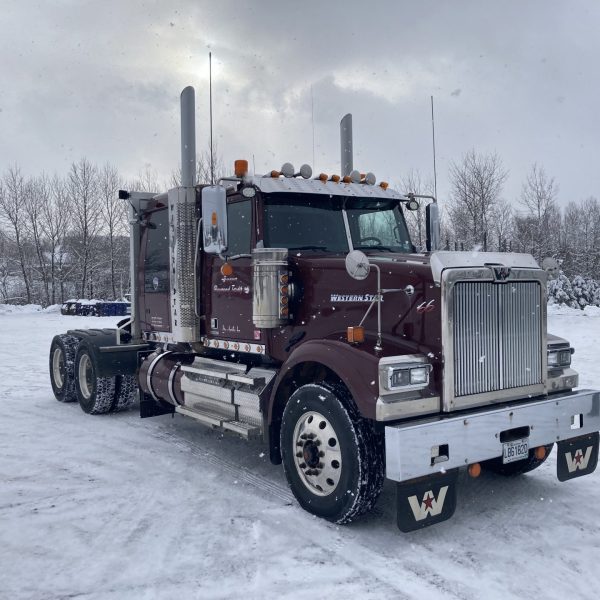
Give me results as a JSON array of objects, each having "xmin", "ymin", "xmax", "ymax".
[{"xmin": 453, "ymin": 281, "xmax": 542, "ymax": 397}]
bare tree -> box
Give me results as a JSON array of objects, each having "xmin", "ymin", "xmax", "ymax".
[
  {"xmin": 0, "ymin": 166, "xmax": 32, "ymax": 303},
  {"xmin": 170, "ymin": 143, "xmax": 227, "ymax": 187},
  {"xmin": 99, "ymin": 163, "xmax": 126, "ymax": 299},
  {"xmin": 447, "ymin": 150, "xmax": 508, "ymax": 251},
  {"xmin": 518, "ymin": 164, "xmax": 560, "ymax": 262},
  {"xmin": 398, "ymin": 169, "xmax": 434, "ymax": 251},
  {"xmin": 67, "ymin": 158, "xmax": 102, "ymax": 298}
]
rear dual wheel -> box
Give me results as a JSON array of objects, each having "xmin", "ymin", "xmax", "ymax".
[{"xmin": 49, "ymin": 334, "xmax": 79, "ymax": 402}]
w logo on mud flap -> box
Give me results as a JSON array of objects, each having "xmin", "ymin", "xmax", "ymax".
[
  {"xmin": 407, "ymin": 487, "xmax": 448, "ymax": 521},
  {"xmin": 557, "ymin": 432, "xmax": 599, "ymax": 482},
  {"xmin": 396, "ymin": 470, "xmax": 458, "ymax": 532},
  {"xmin": 564, "ymin": 447, "xmax": 593, "ymax": 473}
]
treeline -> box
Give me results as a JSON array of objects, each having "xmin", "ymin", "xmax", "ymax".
[
  {"xmin": 0, "ymin": 150, "xmax": 223, "ymax": 307},
  {"xmin": 2, "ymin": 151, "xmax": 599, "ymax": 308},
  {"xmin": 402, "ymin": 152, "xmax": 600, "ymax": 306},
  {"xmin": 0, "ymin": 159, "xmax": 137, "ymax": 305}
]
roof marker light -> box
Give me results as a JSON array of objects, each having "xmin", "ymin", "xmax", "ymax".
[
  {"xmin": 342, "ymin": 175, "xmax": 352, "ymax": 183},
  {"xmin": 270, "ymin": 170, "xmax": 281, "ymax": 178},
  {"xmin": 281, "ymin": 162, "xmax": 295, "ymax": 178},
  {"xmin": 297, "ymin": 164, "xmax": 312, "ymax": 179},
  {"xmin": 330, "ymin": 174, "xmax": 341, "ymax": 183},
  {"xmin": 234, "ymin": 159, "xmax": 248, "ymax": 177},
  {"xmin": 317, "ymin": 173, "xmax": 328, "ymax": 182},
  {"xmin": 379, "ymin": 181, "xmax": 389, "ymax": 190}
]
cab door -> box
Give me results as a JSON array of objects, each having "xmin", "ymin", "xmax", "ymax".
[{"xmin": 204, "ymin": 196, "xmax": 258, "ymax": 346}]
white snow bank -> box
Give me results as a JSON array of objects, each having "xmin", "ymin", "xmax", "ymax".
[
  {"xmin": 548, "ymin": 302, "xmax": 600, "ymax": 317},
  {"xmin": 0, "ymin": 303, "xmax": 44, "ymax": 314}
]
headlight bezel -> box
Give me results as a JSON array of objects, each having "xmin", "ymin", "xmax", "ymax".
[{"xmin": 379, "ymin": 355, "xmax": 433, "ymax": 395}]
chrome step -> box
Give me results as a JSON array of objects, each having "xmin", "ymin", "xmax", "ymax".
[{"xmin": 175, "ymin": 406, "xmax": 261, "ymax": 439}]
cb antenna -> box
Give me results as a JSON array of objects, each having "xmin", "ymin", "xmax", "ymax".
[
  {"xmin": 431, "ymin": 95, "xmax": 438, "ymax": 199},
  {"xmin": 209, "ymin": 51, "xmax": 214, "ymax": 185}
]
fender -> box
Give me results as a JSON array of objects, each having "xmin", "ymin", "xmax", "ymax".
[
  {"xmin": 67, "ymin": 328, "xmax": 143, "ymax": 378},
  {"xmin": 268, "ymin": 339, "xmax": 380, "ymax": 422}
]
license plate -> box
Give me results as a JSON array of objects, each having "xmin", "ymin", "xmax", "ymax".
[{"xmin": 502, "ymin": 438, "xmax": 529, "ymax": 464}]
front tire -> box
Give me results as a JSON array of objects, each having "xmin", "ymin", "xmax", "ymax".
[
  {"xmin": 74, "ymin": 344, "xmax": 115, "ymax": 414},
  {"xmin": 280, "ymin": 382, "xmax": 384, "ymax": 524},
  {"xmin": 49, "ymin": 334, "xmax": 79, "ymax": 402}
]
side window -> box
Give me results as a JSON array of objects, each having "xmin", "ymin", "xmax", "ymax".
[
  {"xmin": 227, "ymin": 200, "xmax": 252, "ymax": 255},
  {"xmin": 143, "ymin": 209, "xmax": 169, "ymax": 293}
]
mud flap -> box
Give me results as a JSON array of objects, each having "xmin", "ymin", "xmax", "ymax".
[
  {"xmin": 396, "ymin": 469, "xmax": 458, "ymax": 532},
  {"xmin": 556, "ymin": 431, "xmax": 599, "ymax": 482}
]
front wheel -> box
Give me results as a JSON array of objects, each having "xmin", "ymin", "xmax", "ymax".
[{"xmin": 280, "ymin": 382, "xmax": 384, "ymax": 524}]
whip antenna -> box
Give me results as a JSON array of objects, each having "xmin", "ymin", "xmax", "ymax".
[
  {"xmin": 431, "ymin": 95, "xmax": 438, "ymax": 199},
  {"xmin": 209, "ymin": 52, "xmax": 214, "ymax": 185}
]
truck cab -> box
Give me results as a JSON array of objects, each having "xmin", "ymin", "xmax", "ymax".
[{"xmin": 49, "ymin": 86, "xmax": 600, "ymax": 532}]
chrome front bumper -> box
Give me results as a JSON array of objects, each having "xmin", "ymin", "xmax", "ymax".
[{"xmin": 385, "ymin": 389, "xmax": 600, "ymax": 482}]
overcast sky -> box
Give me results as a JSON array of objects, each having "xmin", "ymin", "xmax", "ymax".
[{"xmin": 2, "ymin": 0, "xmax": 599, "ymax": 207}]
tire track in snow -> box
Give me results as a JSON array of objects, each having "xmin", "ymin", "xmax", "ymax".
[{"xmin": 144, "ymin": 422, "xmax": 472, "ymax": 599}]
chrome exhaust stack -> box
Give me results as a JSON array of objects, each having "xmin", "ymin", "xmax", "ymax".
[
  {"xmin": 340, "ymin": 113, "xmax": 353, "ymax": 177},
  {"xmin": 180, "ymin": 86, "xmax": 196, "ymax": 186}
]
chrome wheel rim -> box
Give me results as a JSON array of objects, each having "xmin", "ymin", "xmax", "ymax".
[
  {"xmin": 292, "ymin": 410, "xmax": 342, "ymax": 497},
  {"xmin": 78, "ymin": 354, "xmax": 93, "ymax": 400},
  {"xmin": 52, "ymin": 348, "xmax": 64, "ymax": 388}
]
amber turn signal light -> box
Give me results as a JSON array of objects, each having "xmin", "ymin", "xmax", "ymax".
[
  {"xmin": 534, "ymin": 446, "xmax": 547, "ymax": 460},
  {"xmin": 347, "ymin": 326, "xmax": 365, "ymax": 344},
  {"xmin": 234, "ymin": 159, "xmax": 249, "ymax": 177},
  {"xmin": 468, "ymin": 463, "xmax": 482, "ymax": 478}
]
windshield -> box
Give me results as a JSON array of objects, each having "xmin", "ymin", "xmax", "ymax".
[
  {"xmin": 346, "ymin": 198, "xmax": 413, "ymax": 253},
  {"xmin": 263, "ymin": 194, "xmax": 413, "ymax": 253},
  {"xmin": 263, "ymin": 194, "xmax": 349, "ymax": 252}
]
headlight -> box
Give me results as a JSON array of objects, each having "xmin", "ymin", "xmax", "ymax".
[
  {"xmin": 383, "ymin": 362, "xmax": 432, "ymax": 392},
  {"xmin": 547, "ymin": 347, "xmax": 573, "ymax": 368}
]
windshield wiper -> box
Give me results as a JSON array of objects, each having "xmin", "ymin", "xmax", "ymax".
[
  {"xmin": 288, "ymin": 245, "xmax": 329, "ymax": 251},
  {"xmin": 353, "ymin": 245, "xmax": 397, "ymax": 252}
]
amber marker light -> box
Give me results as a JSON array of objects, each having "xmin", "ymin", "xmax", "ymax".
[
  {"xmin": 330, "ymin": 174, "xmax": 341, "ymax": 183},
  {"xmin": 379, "ymin": 181, "xmax": 389, "ymax": 190},
  {"xmin": 234, "ymin": 159, "xmax": 249, "ymax": 177},
  {"xmin": 221, "ymin": 263, "xmax": 233, "ymax": 276},
  {"xmin": 271, "ymin": 170, "xmax": 281, "ymax": 178},
  {"xmin": 211, "ymin": 211, "xmax": 218, "ymax": 226},
  {"xmin": 318, "ymin": 173, "xmax": 328, "ymax": 182},
  {"xmin": 342, "ymin": 175, "xmax": 352, "ymax": 183},
  {"xmin": 468, "ymin": 463, "xmax": 482, "ymax": 478},
  {"xmin": 534, "ymin": 446, "xmax": 547, "ymax": 460},
  {"xmin": 347, "ymin": 326, "xmax": 365, "ymax": 344}
]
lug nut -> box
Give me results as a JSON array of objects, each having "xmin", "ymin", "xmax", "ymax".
[
  {"xmin": 299, "ymin": 462, "xmax": 306, "ymax": 469},
  {"xmin": 296, "ymin": 452, "xmax": 303, "ymax": 458},
  {"xmin": 319, "ymin": 451, "xmax": 325, "ymax": 457}
]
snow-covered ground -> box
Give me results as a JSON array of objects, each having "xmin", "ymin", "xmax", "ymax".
[{"xmin": 1, "ymin": 307, "xmax": 599, "ymax": 600}]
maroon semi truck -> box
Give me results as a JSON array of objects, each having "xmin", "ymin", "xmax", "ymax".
[{"xmin": 49, "ymin": 87, "xmax": 600, "ymax": 531}]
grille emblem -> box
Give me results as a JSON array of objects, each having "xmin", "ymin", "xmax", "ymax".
[{"xmin": 492, "ymin": 266, "xmax": 511, "ymax": 281}]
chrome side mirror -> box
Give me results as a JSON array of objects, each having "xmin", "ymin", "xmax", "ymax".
[{"xmin": 201, "ymin": 185, "xmax": 228, "ymax": 254}]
